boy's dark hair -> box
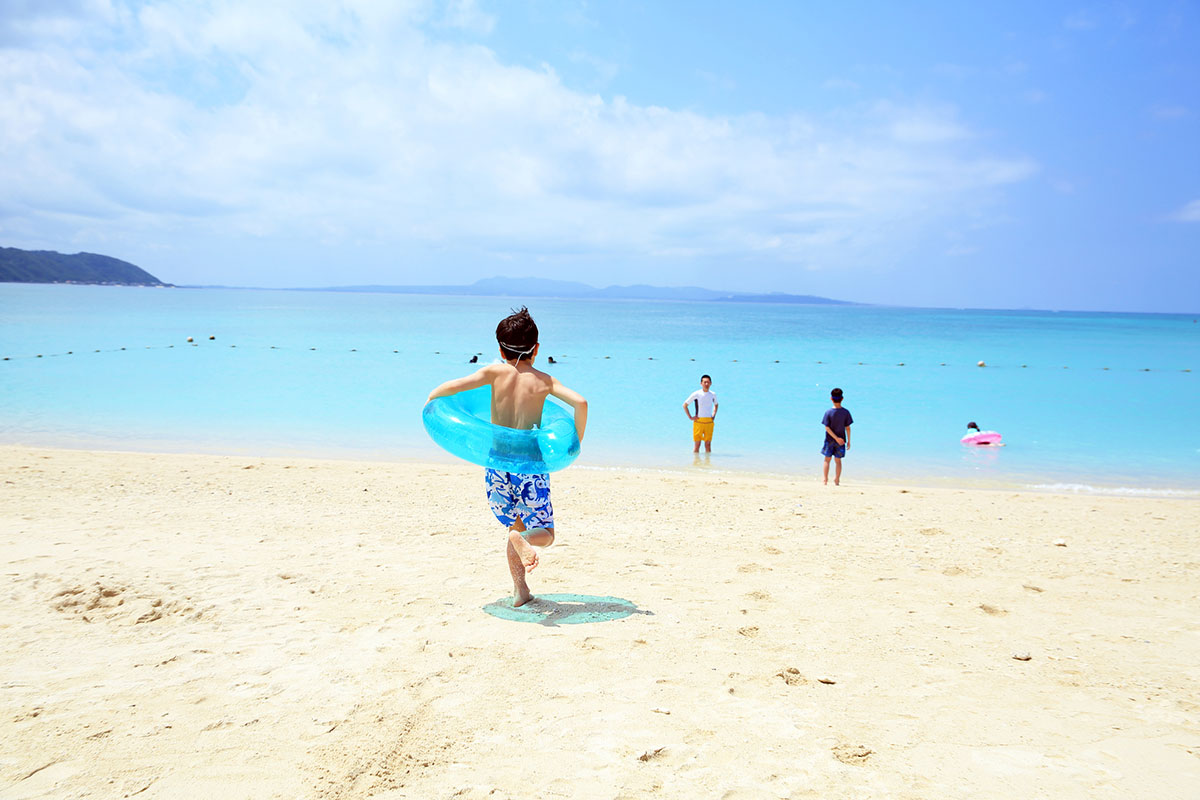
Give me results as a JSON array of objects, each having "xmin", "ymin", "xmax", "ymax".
[
  {"xmin": 496, "ymin": 306, "xmax": 538, "ymax": 361},
  {"xmin": 830, "ymin": 387, "xmax": 844, "ymax": 400},
  {"xmin": 701, "ymin": 374, "xmax": 712, "ymax": 382}
]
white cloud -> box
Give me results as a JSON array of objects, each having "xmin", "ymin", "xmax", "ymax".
[
  {"xmin": 436, "ymin": 0, "xmax": 495, "ymax": 35},
  {"xmin": 1171, "ymin": 200, "xmax": 1200, "ymax": 222},
  {"xmin": 0, "ymin": 0, "xmax": 1038, "ymax": 285}
]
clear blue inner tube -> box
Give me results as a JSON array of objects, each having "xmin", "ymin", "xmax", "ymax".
[{"xmin": 422, "ymin": 386, "xmax": 581, "ymax": 473}]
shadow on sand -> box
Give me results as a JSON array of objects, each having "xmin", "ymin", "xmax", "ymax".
[{"xmin": 482, "ymin": 593, "xmax": 652, "ymax": 627}]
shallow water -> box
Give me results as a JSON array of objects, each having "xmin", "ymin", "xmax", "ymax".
[{"xmin": 2, "ymin": 284, "xmax": 1197, "ymax": 493}]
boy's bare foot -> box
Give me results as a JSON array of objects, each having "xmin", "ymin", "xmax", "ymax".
[{"xmin": 509, "ymin": 529, "xmax": 539, "ymax": 573}]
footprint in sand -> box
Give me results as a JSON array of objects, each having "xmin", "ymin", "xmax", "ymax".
[
  {"xmin": 51, "ymin": 581, "xmax": 197, "ymax": 625},
  {"xmin": 737, "ymin": 626, "xmax": 759, "ymax": 638},
  {"xmin": 776, "ymin": 667, "xmax": 810, "ymax": 687},
  {"xmin": 832, "ymin": 743, "xmax": 874, "ymax": 765}
]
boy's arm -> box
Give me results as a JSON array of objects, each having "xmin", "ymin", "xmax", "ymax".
[
  {"xmin": 550, "ymin": 379, "xmax": 588, "ymax": 441},
  {"xmin": 824, "ymin": 425, "xmax": 844, "ymax": 446},
  {"xmin": 844, "ymin": 424, "xmax": 850, "ymax": 448},
  {"xmin": 426, "ymin": 365, "xmax": 497, "ymax": 402}
]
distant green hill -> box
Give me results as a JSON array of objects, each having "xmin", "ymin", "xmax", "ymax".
[{"xmin": 0, "ymin": 246, "xmax": 165, "ymax": 286}]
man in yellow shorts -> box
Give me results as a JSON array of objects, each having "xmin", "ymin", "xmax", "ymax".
[{"xmin": 683, "ymin": 374, "xmax": 719, "ymax": 453}]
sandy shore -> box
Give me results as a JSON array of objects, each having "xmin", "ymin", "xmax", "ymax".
[{"xmin": 1, "ymin": 446, "xmax": 1197, "ymax": 799}]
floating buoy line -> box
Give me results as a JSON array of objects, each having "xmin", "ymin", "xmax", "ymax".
[{"xmin": 0, "ymin": 338, "xmax": 1192, "ymax": 373}]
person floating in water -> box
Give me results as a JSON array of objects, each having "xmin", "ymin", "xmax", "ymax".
[
  {"xmin": 427, "ymin": 307, "xmax": 588, "ymax": 607},
  {"xmin": 961, "ymin": 421, "xmax": 1004, "ymax": 446}
]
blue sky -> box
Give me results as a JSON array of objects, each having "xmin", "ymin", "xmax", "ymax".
[{"xmin": 1, "ymin": 0, "xmax": 1197, "ymax": 312}]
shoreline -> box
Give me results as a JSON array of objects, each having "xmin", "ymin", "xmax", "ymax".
[
  {"xmin": 2, "ymin": 444, "xmax": 1197, "ymax": 798},
  {"xmin": 3, "ymin": 436, "xmax": 1198, "ymax": 499}
]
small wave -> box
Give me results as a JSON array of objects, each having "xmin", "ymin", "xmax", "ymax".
[{"xmin": 1028, "ymin": 482, "xmax": 1200, "ymax": 498}]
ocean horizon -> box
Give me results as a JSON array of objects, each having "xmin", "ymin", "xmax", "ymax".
[{"xmin": 2, "ymin": 283, "xmax": 1197, "ymax": 496}]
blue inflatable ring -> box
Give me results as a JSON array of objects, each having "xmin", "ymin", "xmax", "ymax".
[{"xmin": 422, "ymin": 386, "xmax": 581, "ymax": 473}]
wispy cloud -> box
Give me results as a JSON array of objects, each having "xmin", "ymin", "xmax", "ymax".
[
  {"xmin": 695, "ymin": 69, "xmax": 736, "ymax": 92},
  {"xmin": 1064, "ymin": 11, "xmax": 1099, "ymax": 30},
  {"xmin": 435, "ymin": 0, "xmax": 495, "ymax": 34},
  {"xmin": 0, "ymin": 0, "xmax": 1038, "ymax": 284},
  {"xmin": 821, "ymin": 77, "xmax": 860, "ymax": 91},
  {"xmin": 1171, "ymin": 200, "xmax": 1200, "ymax": 222},
  {"xmin": 1151, "ymin": 104, "xmax": 1190, "ymax": 120}
]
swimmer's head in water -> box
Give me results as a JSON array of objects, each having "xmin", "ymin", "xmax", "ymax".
[
  {"xmin": 496, "ymin": 306, "xmax": 539, "ymax": 362},
  {"xmin": 967, "ymin": 421, "xmax": 979, "ymax": 431}
]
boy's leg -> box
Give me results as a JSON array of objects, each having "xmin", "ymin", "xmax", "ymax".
[
  {"xmin": 505, "ymin": 518, "xmax": 556, "ymax": 607},
  {"xmin": 506, "ymin": 518, "xmax": 536, "ymax": 606},
  {"xmin": 823, "ymin": 455, "xmax": 831, "ymax": 484},
  {"xmin": 834, "ymin": 456, "xmax": 843, "ymax": 485}
]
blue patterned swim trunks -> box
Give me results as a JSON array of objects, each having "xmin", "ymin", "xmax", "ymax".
[
  {"xmin": 821, "ymin": 441, "xmax": 846, "ymax": 459},
  {"xmin": 485, "ymin": 469, "xmax": 554, "ymax": 530}
]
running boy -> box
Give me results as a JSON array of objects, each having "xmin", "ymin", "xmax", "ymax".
[
  {"xmin": 821, "ymin": 387, "xmax": 853, "ymax": 486},
  {"xmin": 683, "ymin": 374, "xmax": 719, "ymax": 453},
  {"xmin": 427, "ymin": 307, "xmax": 588, "ymax": 607}
]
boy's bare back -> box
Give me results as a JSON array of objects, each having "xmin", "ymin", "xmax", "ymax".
[
  {"xmin": 426, "ymin": 306, "xmax": 587, "ymax": 443},
  {"xmin": 484, "ymin": 361, "xmax": 554, "ymax": 430}
]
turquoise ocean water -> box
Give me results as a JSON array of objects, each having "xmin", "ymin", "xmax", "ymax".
[{"xmin": 2, "ymin": 284, "xmax": 1197, "ymax": 494}]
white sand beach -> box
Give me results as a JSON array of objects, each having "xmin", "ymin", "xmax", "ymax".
[{"xmin": 1, "ymin": 446, "xmax": 1197, "ymax": 799}]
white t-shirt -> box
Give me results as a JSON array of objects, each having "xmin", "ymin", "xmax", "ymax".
[{"xmin": 685, "ymin": 390, "xmax": 718, "ymax": 418}]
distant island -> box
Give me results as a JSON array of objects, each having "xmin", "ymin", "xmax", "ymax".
[
  {"xmin": 0, "ymin": 246, "xmax": 166, "ymax": 286},
  {"xmin": 2, "ymin": 244, "xmax": 851, "ymax": 305},
  {"xmin": 307, "ymin": 276, "xmax": 854, "ymax": 305}
]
